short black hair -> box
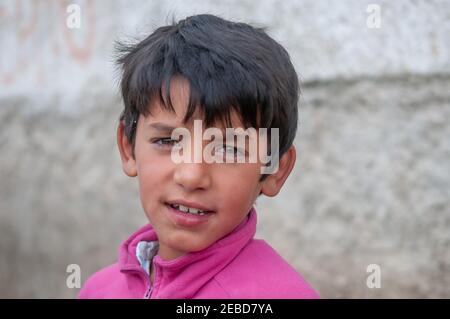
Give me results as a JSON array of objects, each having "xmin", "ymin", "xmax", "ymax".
[{"xmin": 116, "ymin": 14, "xmax": 299, "ymax": 172}]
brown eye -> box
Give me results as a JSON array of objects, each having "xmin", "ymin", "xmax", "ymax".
[
  {"xmin": 152, "ymin": 138, "xmax": 179, "ymax": 148},
  {"xmin": 216, "ymin": 145, "xmax": 245, "ymax": 155}
]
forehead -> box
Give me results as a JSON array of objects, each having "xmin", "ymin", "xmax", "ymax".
[{"xmin": 142, "ymin": 76, "xmax": 246, "ymax": 130}]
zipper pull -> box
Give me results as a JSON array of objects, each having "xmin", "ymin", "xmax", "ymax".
[{"xmin": 144, "ymin": 285, "xmax": 153, "ymax": 299}]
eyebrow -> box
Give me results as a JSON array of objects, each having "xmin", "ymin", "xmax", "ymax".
[
  {"xmin": 148, "ymin": 122, "xmax": 178, "ymax": 133},
  {"xmin": 148, "ymin": 121, "xmax": 254, "ymax": 139}
]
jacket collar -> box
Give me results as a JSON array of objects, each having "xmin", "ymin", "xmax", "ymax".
[{"xmin": 118, "ymin": 207, "xmax": 257, "ymax": 298}]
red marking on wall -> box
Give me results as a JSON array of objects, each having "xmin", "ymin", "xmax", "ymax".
[
  {"xmin": 1, "ymin": 0, "xmax": 97, "ymax": 86},
  {"xmin": 59, "ymin": 0, "xmax": 95, "ymax": 64}
]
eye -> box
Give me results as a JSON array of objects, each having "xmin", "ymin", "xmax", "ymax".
[
  {"xmin": 215, "ymin": 145, "xmax": 246, "ymax": 157},
  {"xmin": 151, "ymin": 137, "xmax": 180, "ymax": 149}
]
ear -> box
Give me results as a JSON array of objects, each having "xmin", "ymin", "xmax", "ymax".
[
  {"xmin": 260, "ymin": 145, "xmax": 297, "ymax": 197},
  {"xmin": 117, "ymin": 121, "xmax": 137, "ymax": 177}
]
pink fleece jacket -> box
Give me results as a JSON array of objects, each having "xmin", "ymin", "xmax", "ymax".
[{"xmin": 78, "ymin": 208, "xmax": 319, "ymax": 299}]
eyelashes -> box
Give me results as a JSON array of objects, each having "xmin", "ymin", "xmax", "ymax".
[
  {"xmin": 151, "ymin": 137, "xmax": 180, "ymax": 149},
  {"xmin": 150, "ymin": 137, "xmax": 246, "ymax": 156}
]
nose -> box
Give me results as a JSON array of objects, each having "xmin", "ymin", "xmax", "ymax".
[{"xmin": 173, "ymin": 162, "xmax": 211, "ymax": 192}]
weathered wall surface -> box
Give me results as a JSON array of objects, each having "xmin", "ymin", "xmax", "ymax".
[{"xmin": 1, "ymin": 0, "xmax": 449, "ymax": 298}]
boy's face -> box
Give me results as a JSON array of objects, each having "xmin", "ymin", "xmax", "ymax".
[{"xmin": 118, "ymin": 77, "xmax": 295, "ymax": 260}]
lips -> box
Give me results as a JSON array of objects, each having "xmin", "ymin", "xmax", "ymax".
[
  {"xmin": 168, "ymin": 203, "xmax": 210, "ymax": 215},
  {"xmin": 165, "ymin": 200, "xmax": 215, "ymax": 215},
  {"xmin": 165, "ymin": 202, "xmax": 214, "ymax": 227}
]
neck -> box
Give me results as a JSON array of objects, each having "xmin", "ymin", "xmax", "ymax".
[{"xmin": 156, "ymin": 242, "xmax": 186, "ymax": 261}]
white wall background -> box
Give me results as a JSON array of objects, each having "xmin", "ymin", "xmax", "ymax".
[{"xmin": 0, "ymin": 0, "xmax": 449, "ymax": 298}]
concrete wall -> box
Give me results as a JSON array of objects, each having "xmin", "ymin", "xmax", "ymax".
[{"xmin": 1, "ymin": 0, "xmax": 449, "ymax": 298}]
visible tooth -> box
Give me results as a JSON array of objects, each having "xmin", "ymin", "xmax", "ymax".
[
  {"xmin": 188, "ymin": 208, "xmax": 199, "ymax": 214},
  {"xmin": 173, "ymin": 203, "xmax": 208, "ymax": 215}
]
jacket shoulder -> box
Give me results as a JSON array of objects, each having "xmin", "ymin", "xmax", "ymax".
[
  {"xmin": 77, "ymin": 263, "xmax": 123, "ymax": 299},
  {"xmin": 214, "ymin": 239, "xmax": 320, "ymax": 299}
]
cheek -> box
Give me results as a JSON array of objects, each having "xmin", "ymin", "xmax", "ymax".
[
  {"xmin": 139, "ymin": 160, "xmax": 169, "ymax": 191},
  {"xmin": 135, "ymin": 151, "xmax": 172, "ymax": 201},
  {"xmin": 137, "ymin": 158, "xmax": 170, "ymax": 224},
  {"xmin": 215, "ymin": 164, "xmax": 261, "ymax": 201}
]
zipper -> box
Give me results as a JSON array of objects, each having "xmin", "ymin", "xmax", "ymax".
[
  {"xmin": 143, "ymin": 285, "xmax": 153, "ymax": 299},
  {"xmin": 143, "ymin": 260, "xmax": 159, "ymax": 299},
  {"xmin": 122, "ymin": 258, "xmax": 160, "ymax": 298}
]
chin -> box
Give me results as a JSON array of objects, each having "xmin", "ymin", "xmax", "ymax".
[{"xmin": 172, "ymin": 238, "xmax": 211, "ymax": 253}]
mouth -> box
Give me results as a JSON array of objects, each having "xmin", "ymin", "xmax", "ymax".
[
  {"xmin": 165, "ymin": 202, "xmax": 215, "ymax": 216},
  {"xmin": 165, "ymin": 201, "xmax": 215, "ymax": 227}
]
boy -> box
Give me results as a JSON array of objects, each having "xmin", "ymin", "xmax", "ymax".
[{"xmin": 78, "ymin": 14, "xmax": 319, "ymax": 299}]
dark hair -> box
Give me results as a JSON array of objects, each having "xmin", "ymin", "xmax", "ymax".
[{"xmin": 115, "ymin": 14, "xmax": 300, "ymax": 178}]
